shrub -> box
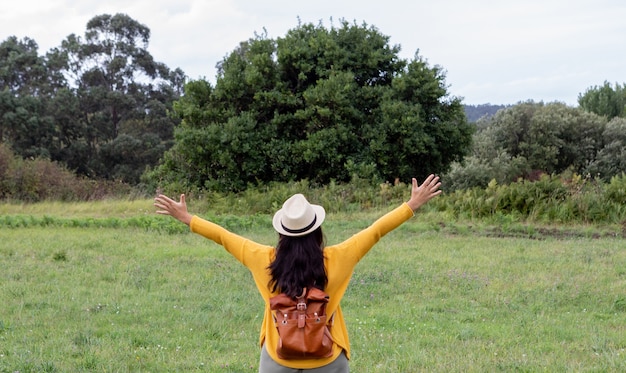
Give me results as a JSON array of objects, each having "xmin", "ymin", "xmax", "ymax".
[
  {"xmin": 0, "ymin": 144, "xmax": 137, "ymax": 201},
  {"xmin": 443, "ymin": 174, "xmax": 626, "ymax": 223}
]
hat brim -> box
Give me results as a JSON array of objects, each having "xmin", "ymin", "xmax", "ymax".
[{"xmin": 272, "ymin": 204, "xmax": 325, "ymax": 237}]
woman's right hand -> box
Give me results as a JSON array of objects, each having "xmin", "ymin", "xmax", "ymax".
[{"xmin": 406, "ymin": 175, "xmax": 442, "ymax": 212}]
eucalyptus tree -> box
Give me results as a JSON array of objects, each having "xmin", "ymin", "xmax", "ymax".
[{"xmin": 50, "ymin": 13, "xmax": 184, "ymax": 182}]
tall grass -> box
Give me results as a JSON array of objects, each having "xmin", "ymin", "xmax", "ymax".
[
  {"xmin": 1, "ymin": 208, "xmax": 625, "ymax": 372},
  {"xmin": 439, "ymin": 173, "xmax": 626, "ymax": 224}
]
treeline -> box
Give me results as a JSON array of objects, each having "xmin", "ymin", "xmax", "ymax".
[
  {"xmin": 2, "ymin": 14, "xmax": 477, "ymax": 193},
  {"xmin": 2, "ymin": 13, "xmax": 626, "ymax": 205},
  {"xmin": 463, "ymin": 104, "xmax": 509, "ymax": 122}
]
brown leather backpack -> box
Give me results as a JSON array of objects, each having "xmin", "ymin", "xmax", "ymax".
[{"xmin": 269, "ymin": 287, "xmax": 334, "ymax": 359}]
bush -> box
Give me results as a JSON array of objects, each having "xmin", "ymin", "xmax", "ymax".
[
  {"xmin": 443, "ymin": 173, "xmax": 626, "ymax": 224},
  {"xmin": 443, "ymin": 152, "xmax": 527, "ymax": 191},
  {"xmin": 0, "ymin": 143, "xmax": 137, "ymax": 201},
  {"xmin": 584, "ymin": 118, "xmax": 626, "ymax": 180}
]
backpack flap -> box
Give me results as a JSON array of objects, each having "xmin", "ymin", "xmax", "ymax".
[{"xmin": 269, "ymin": 287, "xmax": 334, "ymax": 359}]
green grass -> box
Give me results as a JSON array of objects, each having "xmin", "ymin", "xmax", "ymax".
[
  {"xmin": 0, "ymin": 199, "xmax": 156, "ymax": 218},
  {"xmin": 1, "ymin": 204, "xmax": 625, "ymax": 372}
]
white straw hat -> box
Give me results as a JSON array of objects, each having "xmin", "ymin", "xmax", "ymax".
[{"xmin": 272, "ymin": 194, "xmax": 325, "ymax": 236}]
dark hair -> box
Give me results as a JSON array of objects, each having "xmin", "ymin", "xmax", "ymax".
[{"xmin": 268, "ymin": 227, "xmax": 327, "ymax": 298}]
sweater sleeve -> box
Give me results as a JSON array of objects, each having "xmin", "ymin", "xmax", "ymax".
[
  {"xmin": 323, "ymin": 202, "xmax": 414, "ymax": 310},
  {"xmin": 189, "ymin": 216, "xmax": 274, "ymax": 286},
  {"xmin": 330, "ymin": 202, "xmax": 414, "ymax": 264}
]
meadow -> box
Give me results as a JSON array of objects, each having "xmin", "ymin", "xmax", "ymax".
[{"xmin": 1, "ymin": 199, "xmax": 625, "ymax": 372}]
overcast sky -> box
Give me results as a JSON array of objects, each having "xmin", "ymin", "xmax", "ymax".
[{"xmin": 2, "ymin": 0, "xmax": 625, "ymax": 106}]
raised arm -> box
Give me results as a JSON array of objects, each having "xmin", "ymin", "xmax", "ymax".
[
  {"xmin": 154, "ymin": 194, "xmax": 193, "ymax": 226},
  {"xmin": 406, "ymin": 174, "xmax": 442, "ymax": 212}
]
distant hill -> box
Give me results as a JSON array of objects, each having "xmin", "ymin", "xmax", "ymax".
[{"xmin": 464, "ymin": 104, "xmax": 509, "ymax": 122}]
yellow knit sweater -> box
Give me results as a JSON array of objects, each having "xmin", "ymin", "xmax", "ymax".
[{"xmin": 189, "ymin": 203, "xmax": 414, "ymax": 369}]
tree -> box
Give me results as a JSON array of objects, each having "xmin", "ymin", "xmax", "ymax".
[
  {"xmin": 578, "ymin": 81, "xmax": 626, "ymax": 119},
  {"xmin": 0, "ymin": 36, "xmax": 63, "ymax": 96},
  {"xmin": 0, "ymin": 36, "xmax": 63, "ymax": 156},
  {"xmin": 0, "ymin": 91, "xmax": 55, "ymax": 158},
  {"xmin": 48, "ymin": 13, "xmax": 184, "ymax": 182},
  {"xmin": 484, "ymin": 102, "xmax": 606, "ymax": 175},
  {"xmin": 374, "ymin": 56, "xmax": 472, "ymax": 182},
  {"xmin": 585, "ymin": 117, "xmax": 626, "ymax": 179},
  {"xmin": 152, "ymin": 20, "xmax": 472, "ymax": 192},
  {"xmin": 443, "ymin": 101, "xmax": 609, "ymax": 190}
]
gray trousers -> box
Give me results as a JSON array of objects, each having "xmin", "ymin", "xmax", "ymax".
[{"xmin": 259, "ymin": 345, "xmax": 349, "ymax": 373}]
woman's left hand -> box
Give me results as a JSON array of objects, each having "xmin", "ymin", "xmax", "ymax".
[{"xmin": 154, "ymin": 194, "xmax": 193, "ymax": 226}]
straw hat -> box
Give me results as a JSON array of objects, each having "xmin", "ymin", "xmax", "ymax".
[{"xmin": 272, "ymin": 194, "xmax": 325, "ymax": 236}]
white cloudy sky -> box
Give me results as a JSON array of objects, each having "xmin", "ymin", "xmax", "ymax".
[{"xmin": 2, "ymin": 0, "xmax": 625, "ymax": 105}]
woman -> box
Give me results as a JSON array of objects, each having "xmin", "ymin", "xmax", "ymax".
[{"xmin": 154, "ymin": 175, "xmax": 442, "ymax": 372}]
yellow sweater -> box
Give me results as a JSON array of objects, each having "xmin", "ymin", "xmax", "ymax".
[{"xmin": 189, "ymin": 203, "xmax": 414, "ymax": 369}]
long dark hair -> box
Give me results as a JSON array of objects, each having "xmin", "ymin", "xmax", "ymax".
[{"xmin": 268, "ymin": 227, "xmax": 327, "ymax": 298}]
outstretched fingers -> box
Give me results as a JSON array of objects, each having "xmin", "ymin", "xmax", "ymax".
[
  {"xmin": 154, "ymin": 194, "xmax": 175, "ymax": 215},
  {"xmin": 408, "ymin": 174, "xmax": 442, "ymax": 211},
  {"xmin": 423, "ymin": 175, "xmax": 442, "ymax": 195},
  {"xmin": 414, "ymin": 175, "xmax": 441, "ymax": 195},
  {"xmin": 154, "ymin": 194, "xmax": 192, "ymax": 225}
]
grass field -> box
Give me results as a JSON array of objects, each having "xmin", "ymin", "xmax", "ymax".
[{"xmin": 1, "ymin": 200, "xmax": 625, "ymax": 372}]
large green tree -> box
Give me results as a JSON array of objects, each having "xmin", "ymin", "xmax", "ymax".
[
  {"xmin": 152, "ymin": 20, "xmax": 472, "ymax": 192},
  {"xmin": 48, "ymin": 13, "xmax": 184, "ymax": 182}
]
